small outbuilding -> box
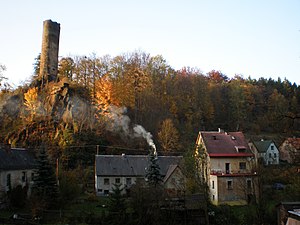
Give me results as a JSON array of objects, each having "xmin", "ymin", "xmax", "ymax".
[{"xmin": 0, "ymin": 145, "xmax": 37, "ymax": 197}]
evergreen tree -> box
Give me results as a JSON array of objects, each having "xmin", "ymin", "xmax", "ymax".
[
  {"xmin": 108, "ymin": 184, "xmax": 126, "ymax": 212},
  {"xmin": 106, "ymin": 184, "xmax": 127, "ymax": 225},
  {"xmin": 145, "ymin": 149, "xmax": 163, "ymax": 187},
  {"xmin": 32, "ymin": 146, "xmax": 59, "ymax": 207}
]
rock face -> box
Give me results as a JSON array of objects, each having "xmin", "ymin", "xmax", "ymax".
[{"xmin": 39, "ymin": 20, "xmax": 60, "ymax": 85}]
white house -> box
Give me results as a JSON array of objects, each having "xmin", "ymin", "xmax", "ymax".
[
  {"xmin": 95, "ymin": 154, "xmax": 183, "ymax": 195},
  {"xmin": 0, "ymin": 145, "xmax": 37, "ymax": 197},
  {"xmin": 249, "ymin": 140, "xmax": 279, "ymax": 165}
]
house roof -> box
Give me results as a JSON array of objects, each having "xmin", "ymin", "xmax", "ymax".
[
  {"xmin": 95, "ymin": 155, "xmax": 183, "ymax": 177},
  {"xmin": 0, "ymin": 147, "xmax": 37, "ymax": 171},
  {"xmin": 200, "ymin": 131, "xmax": 253, "ymax": 157},
  {"xmin": 285, "ymin": 138, "xmax": 300, "ymax": 150},
  {"xmin": 253, "ymin": 140, "xmax": 274, "ymax": 153}
]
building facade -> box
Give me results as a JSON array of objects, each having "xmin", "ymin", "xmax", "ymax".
[
  {"xmin": 249, "ymin": 140, "xmax": 280, "ymax": 165},
  {"xmin": 0, "ymin": 146, "xmax": 37, "ymax": 197},
  {"xmin": 195, "ymin": 130, "xmax": 257, "ymax": 205},
  {"xmin": 95, "ymin": 154, "xmax": 183, "ymax": 195}
]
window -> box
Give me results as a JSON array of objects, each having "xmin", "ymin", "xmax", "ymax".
[
  {"xmin": 115, "ymin": 178, "xmax": 120, "ymax": 184},
  {"xmin": 225, "ymin": 163, "xmax": 230, "ymax": 174},
  {"xmin": 239, "ymin": 162, "xmax": 246, "ymax": 170},
  {"xmin": 126, "ymin": 178, "xmax": 132, "ymax": 186},
  {"xmin": 104, "ymin": 178, "xmax": 110, "ymax": 185},
  {"xmin": 6, "ymin": 174, "xmax": 11, "ymax": 190},
  {"xmin": 227, "ymin": 180, "xmax": 233, "ymax": 190},
  {"xmin": 237, "ymin": 147, "xmax": 246, "ymax": 153},
  {"xmin": 247, "ymin": 179, "xmax": 252, "ymax": 190},
  {"xmin": 22, "ymin": 171, "xmax": 26, "ymax": 182},
  {"xmin": 212, "ymin": 180, "xmax": 215, "ymax": 189},
  {"xmin": 271, "ymin": 145, "xmax": 274, "ymax": 150},
  {"xmin": 104, "ymin": 190, "xmax": 109, "ymax": 195},
  {"xmin": 212, "ymin": 195, "xmax": 215, "ymax": 201},
  {"xmin": 274, "ymin": 153, "xmax": 277, "ymax": 158},
  {"xmin": 269, "ymin": 153, "xmax": 271, "ymax": 158}
]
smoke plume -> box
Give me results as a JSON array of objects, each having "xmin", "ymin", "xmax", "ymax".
[
  {"xmin": 133, "ymin": 125, "xmax": 157, "ymax": 155},
  {"xmin": 105, "ymin": 105, "xmax": 157, "ymax": 154}
]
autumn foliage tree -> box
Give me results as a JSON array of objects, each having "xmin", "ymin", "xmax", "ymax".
[
  {"xmin": 158, "ymin": 118, "xmax": 180, "ymax": 152},
  {"xmin": 24, "ymin": 87, "xmax": 39, "ymax": 121},
  {"xmin": 0, "ymin": 50, "xmax": 300, "ymax": 158}
]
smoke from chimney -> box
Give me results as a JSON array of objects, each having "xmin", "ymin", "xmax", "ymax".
[
  {"xmin": 133, "ymin": 125, "xmax": 157, "ymax": 155},
  {"xmin": 105, "ymin": 105, "xmax": 157, "ymax": 154}
]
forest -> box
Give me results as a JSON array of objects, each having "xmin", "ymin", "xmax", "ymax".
[
  {"xmin": 0, "ymin": 51, "xmax": 299, "ymax": 166},
  {"xmin": 1, "ymin": 51, "xmax": 300, "ymax": 225}
]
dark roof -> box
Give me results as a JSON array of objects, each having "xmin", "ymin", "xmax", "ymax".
[
  {"xmin": 277, "ymin": 202, "xmax": 300, "ymax": 211},
  {"xmin": 253, "ymin": 140, "xmax": 274, "ymax": 153},
  {"xmin": 95, "ymin": 155, "xmax": 183, "ymax": 177},
  {"xmin": 200, "ymin": 131, "xmax": 253, "ymax": 157},
  {"xmin": 0, "ymin": 148, "xmax": 37, "ymax": 171}
]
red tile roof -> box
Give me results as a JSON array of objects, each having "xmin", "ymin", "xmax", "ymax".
[
  {"xmin": 200, "ymin": 131, "xmax": 253, "ymax": 157},
  {"xmin": 286, "ymin": 138, "xmax": 300, "ymax": 150}
]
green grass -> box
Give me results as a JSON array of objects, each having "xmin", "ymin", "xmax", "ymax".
[{"xmin": 66, "ymin": 196, "xmax": 108, "ymax": 214}]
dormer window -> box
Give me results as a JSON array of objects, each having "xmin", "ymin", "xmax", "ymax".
[{"xmin": 235, "ymin": 146, "xmax": 246, "ymax": 153}]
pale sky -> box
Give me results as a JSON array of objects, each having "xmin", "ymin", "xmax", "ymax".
[{"xmin": 1, "ymin": 0, "xmax": 299, "ymax": 86}]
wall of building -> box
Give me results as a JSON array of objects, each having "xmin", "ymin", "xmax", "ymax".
[
  {"xmin": 210, "ymin": 157, "xmax": 253, "ymax": 174},
  {"xmin": 209, "ymin": 175, "xmax": 218, "ymax": 204},
  {"xmin": 265, "ymin": 144, "xmax": 279, "ymax": 165},
  {"xmin": 95, "ymin": 176, "xmax": 140, "ymax": 195},
  {"xmin": 164, "ymin": 168, "xmax": 185, "ymax": 196},
  {"xmin": 216, "ymin": 176, "xmax": 253, "ymax": 205},
  {"xmin": 0, "ymin": 169, "xmax": 35, "ymax": 196}
]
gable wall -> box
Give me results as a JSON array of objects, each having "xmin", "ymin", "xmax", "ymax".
[
  {"xmin": 265, "ymin": 144, "xmax": 279, "ymax": 165},
  {"xmin": 164, "ymin": 167, "xmax": 185, "ymax": 191},
  {"xmin": 0, "ymin": 169, "xmax": 35, "ymax": 195}
]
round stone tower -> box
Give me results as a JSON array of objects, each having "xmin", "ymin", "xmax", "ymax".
[{"xmin": 39, "ymin": 20, "xmax": 60, "ymax": 84}]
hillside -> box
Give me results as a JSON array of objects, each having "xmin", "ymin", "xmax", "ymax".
[{"xmin": 0, "ymin": 51, "xmax": 299, "ymax": 166}]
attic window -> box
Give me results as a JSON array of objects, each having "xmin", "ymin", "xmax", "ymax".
[{"xmin": 235, "ymin": 146, "xmax": 246, "ymax": 153}]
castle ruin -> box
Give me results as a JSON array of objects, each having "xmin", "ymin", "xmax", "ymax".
[{"xmin": 39, "ymin": 20, "xmax": 60, "ymax": 84}]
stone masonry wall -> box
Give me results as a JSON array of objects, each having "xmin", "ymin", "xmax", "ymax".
[{"xmin": 39, "ymin": 20, "xmax": 60, "ymax": 84}]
